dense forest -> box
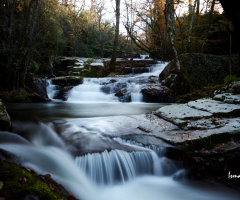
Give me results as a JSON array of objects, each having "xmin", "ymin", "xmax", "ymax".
[{"xmin": 0, "ymin": 0, "xmax": 239, "ymax": 91}]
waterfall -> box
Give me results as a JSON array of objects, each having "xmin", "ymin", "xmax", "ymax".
[
  {"xmin": 130, "ymin": 84, "xmax": 143, "ymax": 102},
  {"xmin": 1, "ymin": 129, "xmax": 240, "ymax": 200},
  {"xmin": 138, "ymin": 61, "xmax": 168, "ymax": 77},
  {"xmin": 75, "ymin": 150, "xmax": 160, "ymax": 185},
  {"xmin": 0, "ymin": 144, "xmax": 96, "ymax": 200},
  {"xmin": 46, "ymin": 80, "xmax": 59, "ymax": 100},
  {"xmin": 47, "ymin": 61, "xmax": 169, "ymax": 103},
  {"xmin": 67, "ymin": 78, "xmax": 119, "ymax": 102}
]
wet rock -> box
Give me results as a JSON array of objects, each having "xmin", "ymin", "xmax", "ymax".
[
  {"xmin": 141, "ymin": 85, "xmax": 175, "ymax": 103},
  {"xmin": 156, "ymin": 104, "xmax": 212, "ymax": 125},
  {"xmin": 53, "ymin": 86, "xmax": 73, "ymax": 101},
  {"xmin": 214, "ymin": 81, "xmax": 240, "ymax": 96},
  {"xmin": 30, "ymin": 78, "xmax": 48, "ymax": 99},
  {"xmin": 148, "ymin": 76, "xmax": 159, "ymax": 84},
  {"xmin": 101, "ymin": 85, "xmax": 111, "ymax": 94},
  {"xmin": 51, "ymin": 76, "xmax": 83, "ymax": 87},
  {"xmin": 115, "ymin": 89, "xmax": 127, "ymax": 97},
  {"xmin": 213, "ymin": 93, "xmax": 232, "ymax": 101},
  {"xmin": 55, "ymin": 123, "xmax": 146, "ymax": 156},
  {"xmin": 119, "ymin": 135, "xmax": 172, "ymax": 148},
  {"xmin": 232, "ymin": 81, "xmax": 240, "ymax": 93},
  {"xmin": 224, "ymin": 94, "xmax": 240, "ymax": 104},
  {"xmin": 186, "ymin": 118, "xmax": 227, "ymax": 130},
  {"xmin": 131, "ymin": 67, "xmax": 149, "ymax": 74},
  {"xmin": 161, "ymin": 74, "xmax": 179, "ymax": 90},
  {"xmin": 188, "ymin": 98, "xmax": 240, "ymax": 116},
  {"xmin": 0, "ymin": 161, "xmax": 74, "ymax": 199},
  {"xmin": 0, "ymin": 100, "xmax": 11, "ymax": 131}
]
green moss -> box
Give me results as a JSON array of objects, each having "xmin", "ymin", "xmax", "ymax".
[
  {"xmin": 0, "ymin": 161, "xmax": 68, "ymax": 199},
  {"xmin": 224, "ymin": 75, "xmax": 240, "ymax": 84},
  {"xmin": 160, "ymin": 54, "xmax": 240, "ymax": 95},
  {"xmin": 13, "ymin": 94, "xmax": 31, "ymax": 102},
  {"xmin": 52, "ymin": 76, "xmax": 83, "ymax": 87}
]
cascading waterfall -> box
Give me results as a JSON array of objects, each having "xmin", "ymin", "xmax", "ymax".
[
  {"xmin": 75, "ymin": 149, "xmax": 161, "ymax": 185},
  {"xmin": 67, "ymin": 78, "xmax": 119, "ymax": 102},
  {"xmin": 3, "ymin": 56, "xmax": 240, "ymax": 200},
  {"xmin": 63, "ymin": 61, "xmax": 168, "ymax": 103},
  {"xmin": 46, "ymin": 80, "xmax": 59, "ymax": 100},
  {"xmin": 1, "ymin": 126, "xmax": 240, "ymax": 200}
]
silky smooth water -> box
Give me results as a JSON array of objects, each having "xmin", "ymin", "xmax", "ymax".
[
  {"xmin": 1, "ymin": 126, "xmax": 240, "ymax": 200},
  {"xmin": 51, "ymin": 61, "xmax": 168, "ymax": 103},
  {"xmin": 2, "ymin": 59, "xmax": 240, "ymax": 200}
]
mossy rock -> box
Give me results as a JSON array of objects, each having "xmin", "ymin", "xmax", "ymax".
[
  {"xmin": 51, "ymin": 76, "xmax": 83, "ymax": 87},
  {"xmin": 0, "ymin": 93, "xmax": 46, "ymax": 103},
  {"xmin": 176, "ymin": 85, "xmax": 217, "ymax": 103},
  {"xmin": 159, "ymin": 53, "xmax": 240, "ymax": 94},
  {"xmin": 80, "ymin": 66, "xmax": 108, "ymax": 77},
  {"xmin": 0, "ymin": 161, "xmax": 75, "ymax": 199},
  {"xmin": 55, "ymin": 57, "xmax": 79, "ymax": 72},
  {"xmin": 0, "ymin": 99, "xmax": 11, "ymax": 131}
]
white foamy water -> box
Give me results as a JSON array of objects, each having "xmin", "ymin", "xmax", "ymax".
[
  {"xmin": 50, "ymin": 60, "xmax": 168, "ymax": 103},
  {"xmin": 0, "ymin": 125, "xmax": 240, "ymax": 200}
]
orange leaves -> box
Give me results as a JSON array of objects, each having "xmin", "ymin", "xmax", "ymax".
[{"xmin": 16, "ymin": 4, "xmax": 22, "ymax": 13}]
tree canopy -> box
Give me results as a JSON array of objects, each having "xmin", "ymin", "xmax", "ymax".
[{"xmin": 0, "ymin": 0, "xmax": 237, "ymax": 91}]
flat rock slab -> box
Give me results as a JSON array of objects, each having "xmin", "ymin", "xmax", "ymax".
[
  {"xmin": 155, "ymin": 104, "xmax": 212, "ymax": 125},
  {"xmin": 224, "ymin": 94, "xmax": 240, "ymax": 104},
  {"xmin": 161, "ymin": 118, "xmax": 240, "ymax": 144},
  {"xmin": 186, "ymin": 118, "xmax": 226, "ymax": 130},
  {"xmin": 188, "ymin": 99, "xmax": 240, "ymax": 115},
  {"xmin": 213, "ymin": 93, "xmax": 240, "ymax": 104}
]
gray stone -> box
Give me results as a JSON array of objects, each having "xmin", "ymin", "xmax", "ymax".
[
  {"xmin": 188, "ymin": 98, "xmax": 240, "ymax": 115},
  {"xmin": 223, "ymin": 94, "xmax": 240, "ymax": 104},
  {"xmin": 186, "ymin": 118, "xmax": 227, "ymax": 130},
  {"xmin": 155, "ymin": 104, "xmax": 212, "ymax": 125},
  {"xmin": 141, "ymin": 84, "xmax": 175, "ymax": 103},
  {"xmin": 232, "ymin": 81, "xmax": 240, "ymax": 93},
  {"xmin": 213, "ymin": 93, "xmax": 232, "ymax": 101}
]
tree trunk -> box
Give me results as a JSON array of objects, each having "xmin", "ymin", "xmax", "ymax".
[
  {"xmin": 19, "ymin": 0, "xmax": 42, "ymax": 87},
  {"xmin": 202, "ymin": 0, "xmax": 216, "ymax": 52},
  {"xmin": 5, "ymin": 0, "xmax": 17, "ymax": 90},
  {"xmin": 188, "ymin": 0, "xmax": 193, "ymax": 13},
  {"xmin": 164, "ymin": 0, "xmax": 181, "ymax": 71},
  {"xmin": 187, "ymin": 0, "xmax": 197, "ymax": 52},
  {"xmin": 109, "ymin": 0, "xmax": 120, "ymax": 71}
]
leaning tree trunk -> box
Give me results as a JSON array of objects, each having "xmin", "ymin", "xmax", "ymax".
[
  {"xmin": 164, "ymin": 0, "xmax": 181, "ymax": 71},
  {"xmin": 109, "ymin": 0, "xmax": 120, "ymax": 72}
]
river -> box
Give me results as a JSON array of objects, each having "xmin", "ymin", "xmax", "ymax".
[{"xmin": 1, "ymin": 59, "xmax": 240, "ymax": 199}]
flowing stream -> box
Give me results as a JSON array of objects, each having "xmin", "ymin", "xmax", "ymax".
[
  {"xmin": 2, "ymin": 58, "xmax": 240, "ymax": 199},
  {"xmin": 48, "ymin": 61, "xmax": 167, "ymax": 103}
]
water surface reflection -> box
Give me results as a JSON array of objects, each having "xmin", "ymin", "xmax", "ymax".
[{"xmin": 6, "ymin": 102, "xmax": 168, "ymax": 120}]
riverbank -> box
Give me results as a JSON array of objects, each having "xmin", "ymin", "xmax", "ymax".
[{"xmin": 1, "ymin": 55, "xmax": 240, "ymax": 198}]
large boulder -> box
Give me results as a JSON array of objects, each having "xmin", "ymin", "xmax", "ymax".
[
  {"xmin": 0, "ymin": 161, "xmax": 77, "ymax": 199},
  {"xmin": 159, "ymin": 53, "xmax": 240, "ymax": 94},
  {"xmin": 141, "ymin": 84, "xmax": 176, "ymax": 103},
  {"xmin": 30, "ymin": 78, "xmax": 48, "ymax": 99},
  {"xmin": 0, "ymin": 100, "xmax": 11, "ymax": 131},
  {"xmin": 0, "ymin": 90, "xmax": 46, "ymax": 103}
]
